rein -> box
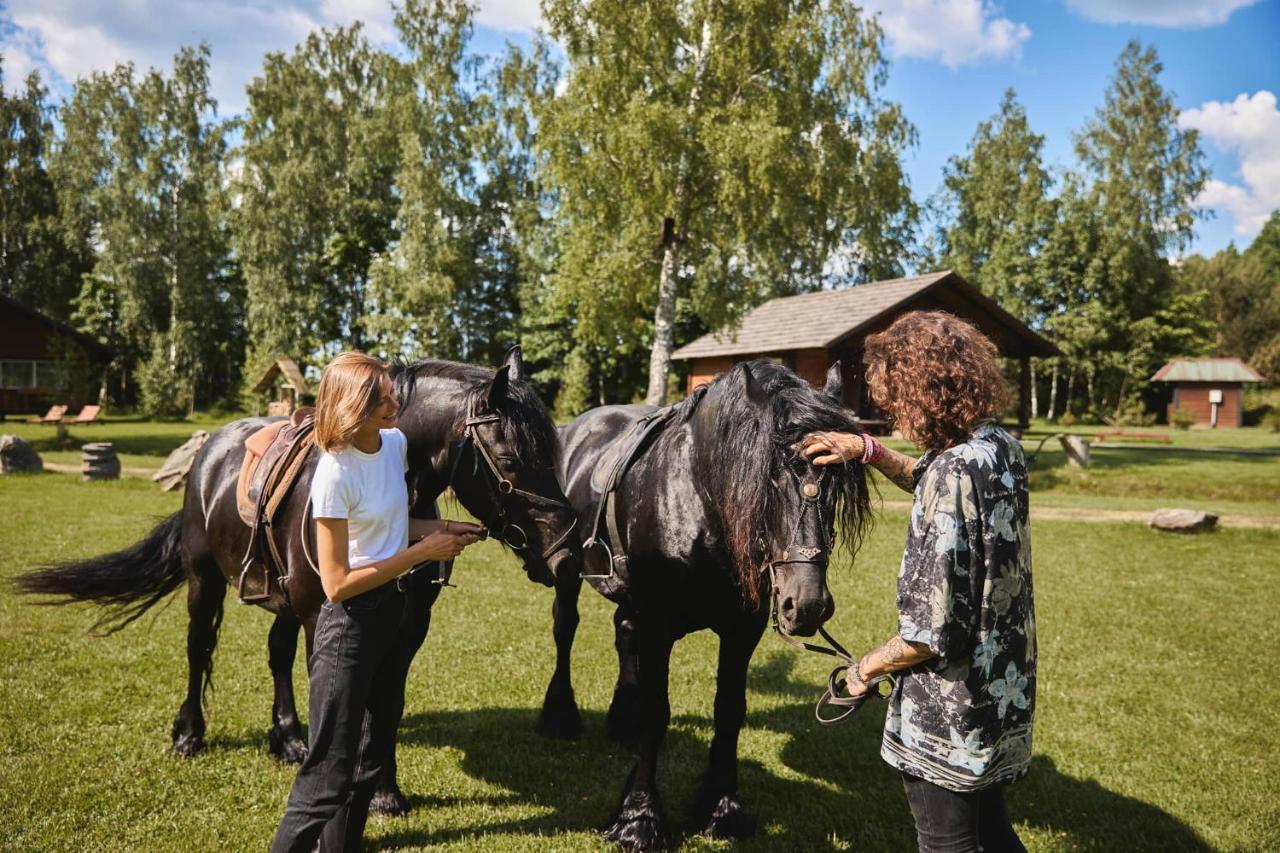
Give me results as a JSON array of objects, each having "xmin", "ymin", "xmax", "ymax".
[{"xmin": 448, "ymin": 399, "xmax": 578, "ymax": 562}]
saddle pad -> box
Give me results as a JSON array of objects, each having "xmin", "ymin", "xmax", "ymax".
[{"xmin": 236, "ymin": 415, "xmax": 315, "ymax": 527}]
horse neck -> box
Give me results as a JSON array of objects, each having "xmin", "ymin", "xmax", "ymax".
[{"xmin": 397, "ymin": 373, "xmax": 472, "ymax": 495}]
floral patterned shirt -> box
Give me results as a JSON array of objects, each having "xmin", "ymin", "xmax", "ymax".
[{"xmin": 880, "ymin": 423, "xmax": 1036, "ymax": 792}]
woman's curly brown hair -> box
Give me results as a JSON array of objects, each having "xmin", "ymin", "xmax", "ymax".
[{"xmin": 863, "ymin": 311, "xmax": 1008, "ymax": 451}]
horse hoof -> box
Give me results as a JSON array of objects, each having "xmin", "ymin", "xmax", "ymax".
[
  {"xmin": 172, "ymin": 732, "xmax": 205, "ymax": 758},
  {"xmin": 268, "ymin": 727, "xmax": 308, "ymax": 765},
  {"xmin": 603, "ymin": 791, "xmax": 668, "ymax": 851},
  {"xmin": 370, "ymin": 786, "xmax": 411, "ymax": 816},
  {"xmin": 695, "ymin": 792, "xmax": 757, "ymax": 840},
  {"xmin": 537, "ymin": 693, "xmax": 583, "ymax": 740}
]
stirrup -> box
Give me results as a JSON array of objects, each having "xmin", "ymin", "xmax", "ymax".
[
  {"xmin": 579, "ymin": 537, "xmax": 623, "ymax": 580},
  {"xmin": 237, "ymin": 557, "xmax": 271, "ymax": 604}
]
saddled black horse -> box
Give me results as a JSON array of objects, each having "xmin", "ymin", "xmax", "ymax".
[
  {"xmin": 18, "ymin": 347, "xmax": 579, "ymax": 814},
  {"xmin": 537, "ymin": 359, "xmax": 873, "ymax": 848}
]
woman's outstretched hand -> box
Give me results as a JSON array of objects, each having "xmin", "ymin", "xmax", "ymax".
[
  {"xmin": 801, "ymin": 431, "xmax": 864, "ymax": 466},
  {"xmin": 409, "ymin": 529, "xmax": 484, "ymax": 562}
]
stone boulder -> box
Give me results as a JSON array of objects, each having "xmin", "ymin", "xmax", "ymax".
[
  {"xmin": 0, "ymin": 434, "xmax": 44, "ymax": 474},
  {"xmin": 1149, "ymin": 508, "xmax": 1218, "ymax": 533},
  {"xmin": 153, "ymin": 430, "xmax": 210, "ymax": 492}
]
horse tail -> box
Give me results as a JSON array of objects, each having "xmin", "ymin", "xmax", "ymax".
[{"xmin": 14, "ymin": 511, "xmax": 187, "ymax": 634}]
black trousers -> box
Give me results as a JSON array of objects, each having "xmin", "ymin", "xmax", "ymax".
[
  {"xmin": 902, "ymin": 773, "xmax": 1027, "ymax": 853},
  {"xmin": 271, "ymin": 583, "xmax": 407, "ymax": 853}
]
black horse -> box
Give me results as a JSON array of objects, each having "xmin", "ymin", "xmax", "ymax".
[
  {"xmin": 17, "ymin": 347, "xmax": 579, "ymax": 814},
  {"xmin": 537, "ymin": 359, "xmax": 873, "ymax": 849}
]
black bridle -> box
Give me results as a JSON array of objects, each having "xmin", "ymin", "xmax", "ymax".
[
  {"xmin": 763, "ymin": 460, "xmax": 893, "ymax": 725},
  {"xmin": 447, "ymin": 399, "xmax": 578, "ymax": 563}
]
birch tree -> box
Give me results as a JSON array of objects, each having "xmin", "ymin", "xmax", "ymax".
[{"xmin": 537, "ymin": 0, "xmax": 916, "ymax": 407}]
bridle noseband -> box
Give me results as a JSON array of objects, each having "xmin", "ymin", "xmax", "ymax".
[
  {"xmin": 447, "ymin": 400, "xmax": 577, "ymax": 563},
  {"xmin": 763, "ymin": 460, "xmax": 893, "ymax": 725}
]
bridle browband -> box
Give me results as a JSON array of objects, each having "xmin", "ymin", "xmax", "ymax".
[
  {"xmin": 763, "ymin": 459, "xmax": 893, "ymax": 725},
  {"xmin": 448, "ymin": 396, "xmax": 578, "ymax": 564}
]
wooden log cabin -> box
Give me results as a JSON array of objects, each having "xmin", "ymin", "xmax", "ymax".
[
  {"xmin": 672, "ymin": 270, "xmax": 1060, "ymax": 430},
  {"xmin": 1152, "ymin": 358, "xmax": 1263, "ymax": 428}
]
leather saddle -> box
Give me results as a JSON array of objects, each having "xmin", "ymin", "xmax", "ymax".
[
  {"xmin": 581, "ymin": 406, "xmax": 679, "ymax": 584},
  {"xmin": 235, "ymin": 408, "xmax": 317, "ymax": 603}
]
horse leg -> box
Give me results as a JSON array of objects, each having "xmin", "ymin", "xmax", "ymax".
[
  {"xmin": 604, "ymin": 625, "xmax": 675, "ymax": 851},
  {"xmin": 538, "ymin": 570, "xmax": 583, "ymax": 738},
  {"xmin": 691, "ymin": 618, "xmax": 766, "ymax": 839},
  {"xmin": 605, "ymin": 603, "xmax": 643, "ymax": 750},
  {"xmin": 171, "ymin": 558, "xmax": 226, "ymax": 758},
  {"xmin": 370, "ymin": 577, "xmax": 441, "ymax": 816},
  {"xmin": 266, "ymin": 614, "xmax": 308, "ymax": 764}
]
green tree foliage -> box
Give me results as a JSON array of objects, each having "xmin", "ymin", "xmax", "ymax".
[
  {"xmin": 1178, "ymin": 210, "xmax": 1280, "ymax": 381},
  {"xmin": 0, "ymin": 62, "xmax": 89, "ymax": 320},
  {"xmin": 933, "ymin": 89, "xmax": 1054, "ymax": 321},
  {"xmin": 234, "ymin": 25, "xmax": 400, "ymax": 378},
  {"xmin": 531, "ymin": 0, "xmax": 917, "ymax": 409},
  {"xmin": 1045, "ymin": 41, "xmax": 1209, "ymax": 419},
  {"xmin": 51, "ymin": 46, "xmax": 238, "ymax": 415}
]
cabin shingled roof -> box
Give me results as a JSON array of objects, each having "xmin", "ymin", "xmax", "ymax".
[
  {"xmin": 672, "ymin": 272, "xmax": 950, "ymax": 360},
  {"xmin": 1151, "ymin": 358, "xmax": 1263, "ymax": 384}
]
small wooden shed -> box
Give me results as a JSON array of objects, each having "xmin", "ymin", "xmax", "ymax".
[
  {"xmin": 252, "ymin": 356, "xmax": 309, "ymax": 416},
  {"xmin": 672, "ymin": 270, "xmax": 1060, "ymax": 428},
  {"xmin": 1152, "ymin": 358, "xmax": 1262, "ymax": 428}
]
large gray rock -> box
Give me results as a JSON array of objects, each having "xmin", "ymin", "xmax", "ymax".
[
  {"xmin": 0, "ymin": 434, "xmax": 43, "ymax": 474},
  {"xmin": 1149, "ymin": 508, "xmax": 1218, "ymax": 533},
  {"xmin": 153, "ymin": 430, "xmax": 210, "ymax": 492}
]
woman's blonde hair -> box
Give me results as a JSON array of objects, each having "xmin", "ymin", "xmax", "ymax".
[
  {"xmin": 863, "ymin": 311, "xmax": 1008, "ymax": 452},
  {"xmin": 314, "ymin": 352, "xmax": 390, "ymax": 452}
]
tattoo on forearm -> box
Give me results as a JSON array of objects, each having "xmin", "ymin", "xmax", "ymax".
[
  {"xmin": 873, "ymin": 446, "xmax": 918, "ymax": 493},
  {"xmin": 864, "ymin": 634, "xmax": 934, "ymax": 678}
]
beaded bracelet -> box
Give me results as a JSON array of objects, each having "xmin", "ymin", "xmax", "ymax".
[{"xmin": 860, "ymin": 434, "xmax": 884, "ymax": 465}]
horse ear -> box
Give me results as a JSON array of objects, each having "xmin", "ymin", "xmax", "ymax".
[
  {"xmin": 501, "ymin": 344, "xmax": 527, "ymax": 381},
  {"xmin": 822, "ymin": 362, "xmax": 843, "ymax": 402},
  {"xmin": 742, "ymin": 363, "xmax": 767, "ymax": 407},
  {"xmin": 486, "ymin": 365, "xmax": 511, "ymax": 411}
]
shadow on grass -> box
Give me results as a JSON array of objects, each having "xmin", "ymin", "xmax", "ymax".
[{"xmin": 379, "ymin": 690, "xmax": 1208, "ymax": 850}]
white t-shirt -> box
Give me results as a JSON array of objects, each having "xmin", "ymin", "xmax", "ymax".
[{"xmin": 309, "ymin": 428, "xmax": 410, "ymax": 569}]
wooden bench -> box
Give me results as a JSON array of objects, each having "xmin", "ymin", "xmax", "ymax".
[{"xmin": 1093, "ymin": 431, "xmax": 1172, "ymax": 444}]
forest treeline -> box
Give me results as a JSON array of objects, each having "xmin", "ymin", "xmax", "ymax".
[{"xmin": 1, "ymin": 0, "xmax": 1276, "ymax": 420}]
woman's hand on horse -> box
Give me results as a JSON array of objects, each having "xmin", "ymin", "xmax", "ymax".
[
  {"xmin": 801, "ymin": 431, "xmax": 863, "ymax": 466},
  {"xmin": 442, "ymin": 519, "xmax": 485, "ymax": 537},
  {"xmin": 410, "ymin": 529, "xmax": 483, "ymax": 562}
]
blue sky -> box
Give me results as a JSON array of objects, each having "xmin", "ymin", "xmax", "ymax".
[{"xmin": 2, "ymin": 0, "xmax": 1277, "ymax": 257}]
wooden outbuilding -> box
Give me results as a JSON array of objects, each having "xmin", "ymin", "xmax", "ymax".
[
  {"xmin": 672, "ymin": 270, "xmax": 1060, "ymax": 429},
  {"xmin": 252, "ymin": 356, "xmax": 310, "ymax": 416},
  {"xmin": 0, "ymin": 293, "xmax": 113, "ymax": 419},
  {"xmin": 1152, "ymin": 358, "xmax": 1262, "ymax": 428}
]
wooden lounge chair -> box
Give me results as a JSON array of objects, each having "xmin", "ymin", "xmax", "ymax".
[
  {"xmin": 64, "ymin": 405, "xmax": 102, "ymax": 426},
  {"xmin": 26, "ymin": 405, "xmax": 67, "ymax": 425}
]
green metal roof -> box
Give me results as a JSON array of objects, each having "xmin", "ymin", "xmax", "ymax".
[{"xmin": 1151, "ymin": 358, "xmax": 1263, "ymax": 383}]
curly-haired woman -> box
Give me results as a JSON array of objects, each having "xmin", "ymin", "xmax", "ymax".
[{"xmin": 803, "ymin": 311, "xmax": 1035, "ymax": 853}]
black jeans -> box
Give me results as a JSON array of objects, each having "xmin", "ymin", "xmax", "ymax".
[
  {"xmin": 271, "ymin": 582, "xmax": 407, "ymax": 853},
  {"xmin": 902, "ymin": 773, "xmax": 1026, "ymax": 853}
]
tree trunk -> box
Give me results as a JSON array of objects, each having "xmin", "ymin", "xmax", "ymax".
[
  {"xmin": 1047, "ymin": 362, "xmax": 1059, "ymax": 420},
  {"xmin": 1085, "ymin": 365, "xmax": 1096, "ymax": 413},
  {"xmin": 645, "ymin": 16, "xmax": 712, "ymax": 406},
  {"xmin": 1064, "ymin": 367, "xmax": 1075, "ymax": 417},
  {"xmin": 1029, "ymin": 360, "xmax": 1038, "ymax": 420}
]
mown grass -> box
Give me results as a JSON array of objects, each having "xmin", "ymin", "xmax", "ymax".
[{"xmin": 2, "ymin": 471, "xmax": 1278, "ymax": 850}]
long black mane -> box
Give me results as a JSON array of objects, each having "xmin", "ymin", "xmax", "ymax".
[
  {"xmin": 390, "ymin": 358, "xmax": 560, "ymax": 470},
  {"xmin": 684, "ymin": 360, "xmax": 873, "ymax": 606}
]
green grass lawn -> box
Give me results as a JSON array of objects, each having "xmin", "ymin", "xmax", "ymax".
[
  {"xmin": 2, "ymin": 472, "xmax": 1278, "ymax": 850},
  {"xmin": 2, "ymin": 414, "xmax": 238, "ymax": 469}
]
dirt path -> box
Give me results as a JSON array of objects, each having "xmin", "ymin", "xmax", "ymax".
[{"xmin": 878, "ymin": 500, "xmax": 1280, "ymax": 529}]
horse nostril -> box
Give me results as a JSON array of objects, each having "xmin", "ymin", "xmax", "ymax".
[{"xmin": 780, "ymin": 596, "xmax": 797, "ymax": 615}]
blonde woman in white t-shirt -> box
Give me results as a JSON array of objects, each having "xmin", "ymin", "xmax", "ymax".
[{"xmin": 272, "ymin": 352, "xmax": 483, "ymax": 853}]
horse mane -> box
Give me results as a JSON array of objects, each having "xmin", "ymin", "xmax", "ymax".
[
  {"xmin": 390, "ymin": 358, "xmax": 560, "ymax": 469},
  {"xmin": 685, "ymin": 360, "xmax": 873, "ymax": 609}
]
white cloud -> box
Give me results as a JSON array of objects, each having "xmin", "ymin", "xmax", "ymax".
[
  {"xmin": 1180, "ymin": 91, "xmax": 1280, "ymax": 238},
  {"xmin": 474, "ymin": 0, "xmax": 542, "ymax": 33},
  {"xmin": 1, "ymin": 0, "xmax": 544, "ymax": 110},
  {"xmin": 860, "ymin": 0, "xmax": 1030, "ymax": 68},
  {"xmin": 1066, "ymin": 0, "xmax": 1261, "ymax": 28}
]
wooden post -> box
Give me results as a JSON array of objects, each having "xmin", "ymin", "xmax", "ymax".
[{"xmin": 1019, "ymin": 357, "xmax": 1031, "ymax": 427}]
